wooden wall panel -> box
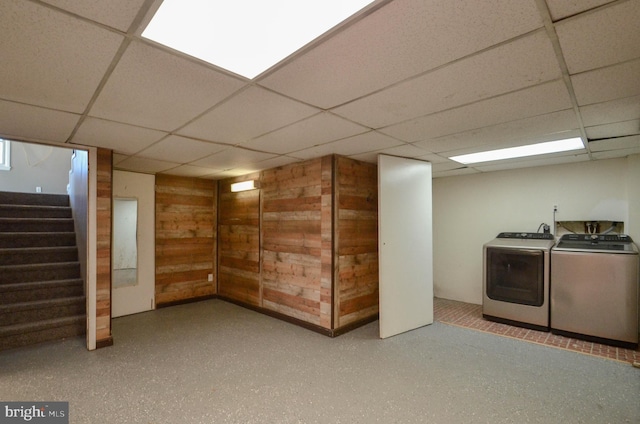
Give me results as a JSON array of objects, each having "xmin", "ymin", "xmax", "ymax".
[
  {"xmin": 334, "ymin": 156, "xmax": 379, "ymax": 328},
  {"xmin": 155, "ymin": 174, "xmax": 217, "ymax": 306},
  {"xmin": 261, "ymin": 158, "xmax": 332, "ymax": 328},
  {"xmin": 95, "ymin": 148, "xmax": 112, "ymax": 345},
  {"xmin": 217, "ymin": 174, "xmax": 260, "ymax": 306}
]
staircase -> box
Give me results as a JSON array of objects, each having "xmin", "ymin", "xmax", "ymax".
[{"xmin": 0, "ymin": 191, "xmax": 86, "ymax": 351}]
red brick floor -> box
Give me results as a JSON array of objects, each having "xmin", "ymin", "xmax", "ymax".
[{"xmin": 433, "ymin": 297, "xmax": 640, "ymax": 364}]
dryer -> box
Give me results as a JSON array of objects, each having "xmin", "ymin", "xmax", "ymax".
[{"xmin": 483, "ymin": 232, "xmax": 555, "ymax": 331}]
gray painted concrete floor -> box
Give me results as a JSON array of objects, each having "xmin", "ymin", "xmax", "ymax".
[{"xmin": 1, "ymin": 299, "xmax": 638, "ymax": 423}]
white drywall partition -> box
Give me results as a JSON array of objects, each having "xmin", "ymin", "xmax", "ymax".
[{"xmin": 378, "ymin": 155, "xmax": 433, "ymax": 339}]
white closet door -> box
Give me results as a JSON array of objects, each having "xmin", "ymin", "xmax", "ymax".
[{"xmin": 378, "ymin": 155, "xmax": 433, "ymax": 338}]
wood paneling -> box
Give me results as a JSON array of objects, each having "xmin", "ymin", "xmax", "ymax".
[
  {"xmin": 155, "ymin": 174, "xmax": 216, "ymax": 306},
  {"xmin": 216, "ymin": 155, "xmax": 378, "ymax": 334},
  {"xmin": 217, "ymin": 174, "xmax": 260, "ymax": 306},
  {"xmin": 95, "ymin": 148, "xmax": 112, "ymax": 344},
  {"xmin": 334, "ymin": 156, "xmax": 379, "ymax": 328},
  {"xmin": 261, "ymin": 158, "xmax": 332, "ymax": 328}
]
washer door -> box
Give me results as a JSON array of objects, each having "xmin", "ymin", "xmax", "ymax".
[{"xmin": 486, "ymin": 247, "xmax": 544, "ymax": 306}]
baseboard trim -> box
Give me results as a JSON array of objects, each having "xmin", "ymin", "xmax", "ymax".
[
  {"xmin": 156, "ymin": 295, "xmax": 218, "ymax": 309},
  {"xmin": 217, "ymin": 296, "xmax": 335, "ymax": 337},
  {"xmin": 95, "ymin": 336, "xmax": 113, "ymax": 349},
  {"xmin": 332, "ymin": 314, "xmax": 379, "ymax": 337},
  {"xmin": 153, "ymin": 294, "xmax": 378, "ymax": 337}
]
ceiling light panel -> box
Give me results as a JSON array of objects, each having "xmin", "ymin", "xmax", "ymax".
[
  {"xmin": 142, "ymin": 0, "xmax": 375, "ymax": 79},
  {"xmin": 449, "ymin": 137, "xmax": 585, "ymax": 164}
]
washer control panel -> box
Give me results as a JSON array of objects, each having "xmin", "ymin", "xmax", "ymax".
[{"xmin": 497, "ymin": 232, "xmax": 555, "ymax": 240}]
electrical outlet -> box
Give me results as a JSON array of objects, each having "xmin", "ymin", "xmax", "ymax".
[
  {"xmin": 553, "ymin": 204, "xmax": 558, "ymax": 212},
  {"xmin": 36, "ymin": 186, "xmax": 42, "ymax": 193},
  {"xmin": 208, "ymin": 273, "xmax": 213, "ymax": 282}
]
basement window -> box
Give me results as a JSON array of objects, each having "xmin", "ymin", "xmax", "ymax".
[
  {"xmin": 142, "ymin": 0, "xmax": 375, "ymax": 79},
  {"xmin": 0, "ymin": 138, "xmax": 10, "ymax": 171}
]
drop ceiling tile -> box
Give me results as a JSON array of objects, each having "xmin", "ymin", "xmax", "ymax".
[
  {"xmin": 114, "ymin": 156, "xmax": 178, "ymax": 173},
  {"xmin": 416, "ymin": 110, "xmax": 580, "ymax": 154},
  {"xmin": 0, "ymin": 100, "xmax": 80, "ymax": 143},
  {"xmin": 40, "ymin": 0, "xmax": 147, "ymax": 32},
  {"xmin": 333, "ymin": 31, "xmax": 561, "ymax": 128},
  {"xmin": 579, "ymin": 95, "xmax": 640, "ymax": 126},
  {"xmin": 374, "ymin": 143, "xmax": 432, "ymax": 158},
  {"xmin": 190, "ymin": 147, "xmax": 276, "ymax": 170},
  {"xmin": 259, "ymin": 0, "xmax": 543, "ymax": 108},
  {"xmin": 209, "ymin": 169, "xmax": 261, "ymax": 178},
  {"xmin": 571, "ymin": 58, "xmax": 640, "ymax": 106},
  {"xmin": 546, "ymin": 0, "xmax": 614, "ymax": 20},
  {"xmin": 241, "ymin": 113, "xmax": 368, "ymax": 154},
  {"xmin": 0, "ymin": 0, "xmax": 124, "ymax": 113},
  {"xmin": 591, "ymin": 146, "xmax": 640, "ymax": 160},
  {"xmin": 381, "ymin": 80, "xmax": 572, "ymax": 142},
  {"xmin": 415, "ymin": 153, "xmax": 450, "ymax": 164},
  {"xmin": 555, "ymin": 1, "xmax": 640, "ymax": 74},
  {"xmin": 432, "ymin": 167, "xmax": 479, "ymax": 178},
  {"xmin": 159, "ymin": 165, "xmax": 222, "ymax": 178},
  {"xmin": 178, "ymin": 86, "xmax": 320, "ymax": 144},
  {"xmin": 586, "ymin": 120, "xmax": 640, "ymax": 140},
  {"xmin": 137, "ymin": 135, "xmax": 228, "ymax": 163},
  {"xmin": 290, "ymin": 131, "xmax": 404, "ymax": 160},
  {"xmin": 90, "ymin": 41, "xmax": 246, "ymax": 131},
  {"xmin": 71, "ymin": 117, "xmax": 167, "ymax": 154},
  {"xmin": 589, "ymin": 135, "xmax": 640, "ymax": 152},
  {"xmin": 112, "ymin": 153, "xmax": 129, "ymax": 165},
  {"xmin": 248, "ymin": 156, "xmax": 303, "ymax": 171},
  {"xmin": 432, "ymin": 161, "xmax": 466, "ymax": 173}
]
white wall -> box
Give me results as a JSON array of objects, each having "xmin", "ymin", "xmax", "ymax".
[
  {"xmin": 68, "ymin": 149, "xmax": 89, "ymax": 285},
  {"xmin": 627, "ymin": 154, "xmax": 640, "ymax": 238},
  {"xmin": 432, "ymin": 157, "xmax": 638, "ymax": 304},
  {"xmin": 0, "ymin": 140, "xmax": 72, "ymax": 194}
]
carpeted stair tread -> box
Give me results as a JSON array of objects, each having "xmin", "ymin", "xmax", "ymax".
[
  {"xmin": 0, "ymin": 204, "xmax": 72, "ymax": 218},
  {"xmin": 0, "ymin": 279, "xmax": 84, "ymax": 304},
  {"xmin": 0, "ymin": 232, "xmax": 76, "ymax": 248},
  {"xmin": 0, "ymin": 261, "xmax": 81, "ymax": 285},
  {"xmin": 0, "ymin": 246, "xmax": 78, "ymax": 265},
  {"xmin": 0, "ymin": 192, "xmax": 69, "ymax": 207},
  {"xmin": 0, "ymin": 315, "xmax": 85, "ymax": 336},
  {"xmin": 0, "ymin": 295, "xmax": 85, "ymax": 312},
  {"xmin": 0, "ymin": 217, "xmax": 75, "ymax": 232},
  {"xmin": 0, "ymin": 296, "xmax": 85, "ymax": 326}
]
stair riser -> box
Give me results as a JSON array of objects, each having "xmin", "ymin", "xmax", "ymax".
[
  {"xmin": 0, "ymin": 264, "xmax": 81, "ymax": 285},
  {"xmin": 0, "ymin": 192, "xmax": 69, "ymax": 207},
  {"xmin": 0, "ymin": 220, "xmax": 75, "ymax": 232},
  {"xmin": 0, "ymin": 207, "xmax": 72, "ymax": 219},
  {"xmin": 0, "ymin": 234, "xmax": 76, "ymax": 248},
  {"xmin": 0, "ymin": 320, "xmax": 85, "ymax": 351},
  {"xmin": 0, "ymin": 283, "xmax": 84, "ymax": 305},
  {"xmin": 0, "ymin": 248, "xmax": 78, "ymax": 265},
  {"xmin": 0, "ymin": 300, "xmax": 86, "ymax": 326}
]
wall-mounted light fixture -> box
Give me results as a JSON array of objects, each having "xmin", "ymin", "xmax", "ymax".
[{"xmin": 230, "ymin": 180, "xmax": 257, "ymax": 192}]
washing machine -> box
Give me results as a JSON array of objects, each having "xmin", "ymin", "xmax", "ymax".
[
  {"xmin": 483, "ymin": 232, "xmax": 555, "ymax": 331},
  {"xmin": 551, "ymin": 233, "xmax": 639, "ymax": 348}
]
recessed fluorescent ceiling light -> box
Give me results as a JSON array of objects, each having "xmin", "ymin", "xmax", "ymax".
[
  {"xmin": 142, "ymin": 0, "xmax": 375, "ymax": 79},
  {"xmin": 449, "ymin": 137, "xmax": 585, "ymax": 165}
]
